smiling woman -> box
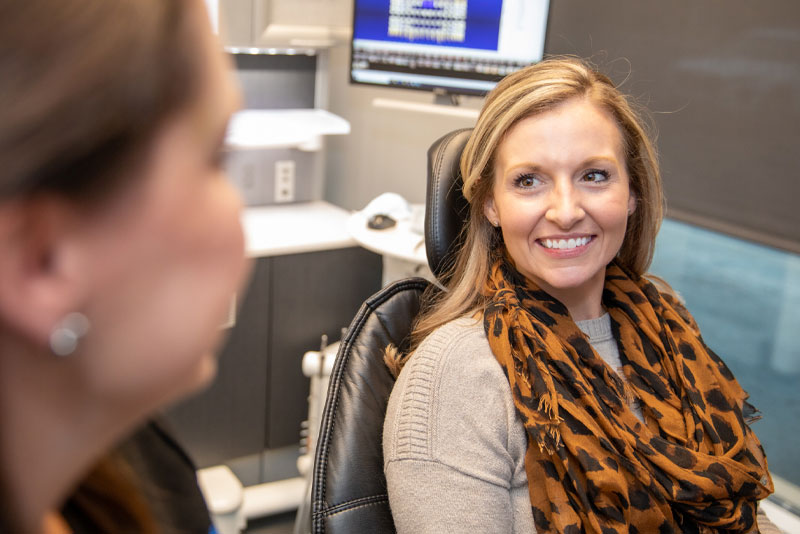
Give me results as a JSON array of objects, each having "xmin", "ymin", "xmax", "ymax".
[
  {"xmin": 383, "ymin": 57, "xmax": 780, "ymax": 533},
  {"xmin": 0, "ymin": 0, "xmax": 248, "ymax": 532}
]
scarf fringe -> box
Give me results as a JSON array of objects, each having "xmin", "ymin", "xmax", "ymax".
[
  {"xmin": 622, "ymin": 380, "xmax": 636, "ymax": 407},
  {"xmin": 534, "ymin": 423, "xmax": 563, "ymax": 454},
  {"xmin": 535, "ymin": 392, "xmax": 564, "ymax": 453},
  {"xmin": 537, "ymin": 394, "xmax": 564, "ymax": 425}
]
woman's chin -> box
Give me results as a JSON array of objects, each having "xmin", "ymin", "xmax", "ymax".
[
  {"xmin": 531, "ymin": 266, "xmax": 605, "ymax": 293},
  {"xmin": 186, "ymin": 353, "xmax": 218, "ymax": 394},
  {"xmin": 163, "ymin": 353, "xmax": 219, "ymax": 408}
]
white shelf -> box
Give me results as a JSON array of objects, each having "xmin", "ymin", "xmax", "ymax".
[
  {"xmin": 226, "ymin": 109, "xmax": 350, "ymax": 151},
  {"xmin": 257, "ymin": 24, "xmax": 350, "ymax": 50},
  {"xmin": 243, "ymin": 201, "xmax": 356, "ymax": 258}
]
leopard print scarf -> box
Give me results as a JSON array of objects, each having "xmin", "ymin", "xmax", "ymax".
[{"xmin": 484, "ymin": 258, "xmax": 773, "ymax": 534}]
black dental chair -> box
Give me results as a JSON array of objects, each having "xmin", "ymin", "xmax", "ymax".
[{"xmin": 310, "ymin": 128, "xmax": 472, "ymax": 533}]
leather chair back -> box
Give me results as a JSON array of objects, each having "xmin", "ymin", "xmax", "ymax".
[
  {"xmin": 425, "ymin": 128, "xmax": 472, "ymax": 283},
  {"xmin": 311, "ymin": 129, "xmax": 473, "ymax": 533},
  {"xmin": 311, "ymin": 278, "xmax": 428, "ymax": 533}
]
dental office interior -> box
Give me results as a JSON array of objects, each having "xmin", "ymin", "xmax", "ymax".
[{"xmin": 173, "ymin": 0, "xmax": 800, "ymax": 532}]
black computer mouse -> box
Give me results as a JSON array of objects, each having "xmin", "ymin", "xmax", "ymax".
[{"xmin": 367, "ymin": 213, "xmax": 396, "ymax": 230}]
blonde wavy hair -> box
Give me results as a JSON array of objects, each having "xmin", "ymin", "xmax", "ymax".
[{"xmin": 387, "ymin": 57, "xmax": 664, "ymax": 373}]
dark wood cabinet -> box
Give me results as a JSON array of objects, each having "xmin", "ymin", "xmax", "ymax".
[{"xmin": 163, "ymin": 246, "xmax": 381, "ymax": 468}]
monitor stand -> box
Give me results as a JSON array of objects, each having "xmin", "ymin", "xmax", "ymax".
[
  {"xmin": 371, "ymin": 93, "xmax": 479, "ymax": 120},
  {"xmin": 433, "ymin": 92, "xmax": 461, "ymax": 107}
]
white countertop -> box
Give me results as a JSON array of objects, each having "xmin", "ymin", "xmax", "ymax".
[
  {"xmin": 243, "ymin": 201, "xmax": 356, "ymax": 258},
  {"xmin": 346, "ymin": 209, "xmax": 428, "ymax": 265}
]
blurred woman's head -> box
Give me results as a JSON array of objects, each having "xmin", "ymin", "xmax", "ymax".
[
  {"xmin": 0, "ymin": 0, "xmax": 246, "ymax": 401},
  {"xmin": 0, "ymin": 0, "xmax": 247, "ymax": 528},
  {"xmin": 2, "ymin": 0, "xmax": 201, "ymax": 200}
]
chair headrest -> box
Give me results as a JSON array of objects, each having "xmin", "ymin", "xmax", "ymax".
[{"xmin": 424, "ymin": 128, "xmax": 473, "ymax": 284}]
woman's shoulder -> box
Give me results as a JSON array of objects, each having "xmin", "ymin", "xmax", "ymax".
[
  {"xmin": 401, "ymin": 315, "xmax": 511, "ymax": 384},
  {"xmin": 384, "ymin": 314, "xmax": 528, "ymax": 477},
  {"xmin": 643, "ymin": 273, "xmax": 702, "ymax": 333},
  {"xmin": 386, "ymin": 314, "xmax": 520, "ymax": 447},
  {"xmin": 415, "ymin": 315, "xmax": 487, "ymax": 356},
  {"xmin": 389, "ymin": 316, "xmax": 497, "ymax": 403}
]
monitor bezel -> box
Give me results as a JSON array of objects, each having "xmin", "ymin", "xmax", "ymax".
[{"xmin": 348, "ymin": 0, "xmax": 552, "ymax": 98}]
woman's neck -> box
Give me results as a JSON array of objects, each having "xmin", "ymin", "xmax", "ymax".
[
  {"xmin": 529, "ymin": 269, "xmax": 607, "ymax": 322},
  {"xmin": 0, "ymin": 337, "xmax": 132, "ymax": 532},
  {"xmin": 563, "ymin": 296, "xmax": 605, "ymax": 322},
  {"xmin": 538, "ymin": 284, "xmax": 605, "ymax": 322}
]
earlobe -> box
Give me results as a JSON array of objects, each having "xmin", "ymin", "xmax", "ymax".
[
  {"xmin": 0, "ymin": 197, "xmax": 88, "ymax": 349},
  {"xmin": 627, "ymin": 193, "xmax": 637, "ymax": 216},
  {"xmin": 484, "ymin": 197, "xmax": 499, "ymax": 227}
]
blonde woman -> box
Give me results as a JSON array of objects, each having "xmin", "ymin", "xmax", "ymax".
[
  {"xmin": 384, "ymin": 58, "xmax": 778, "ymax": 533},
  {"xmin": 0, "ymin": 1, "xmax": 249, "ymax": 532}
]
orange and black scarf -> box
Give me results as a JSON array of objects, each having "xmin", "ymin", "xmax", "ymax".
[{"xmin": 484, "ymin": 257, "xmax": 773, "ymax": 534}]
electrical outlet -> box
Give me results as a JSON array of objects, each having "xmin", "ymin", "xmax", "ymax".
[{"xmin": 274, "ymin": 160, "xmax": 295, "ymax": 203}]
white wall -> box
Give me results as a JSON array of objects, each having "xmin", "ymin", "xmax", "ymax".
[{"xmin": 322, "ymin": 39, "xmax": 484, "ymax": 211}]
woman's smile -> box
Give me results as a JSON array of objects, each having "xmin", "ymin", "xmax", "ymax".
[{"xmin": 538, "ymin": 234, "xmax": 594, "ymax": 253}]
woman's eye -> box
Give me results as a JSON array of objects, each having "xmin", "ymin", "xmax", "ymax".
[
  {"xmin": 211, "ymin": 148, "xmax": 229, "ymax": 170},
  {"xmin": 514, "ymin": 173, "xmax": 540, "ymax": 188},
  {"xmin": 583, "ymin": 169, "xmax": 609, "ymax": 183}
]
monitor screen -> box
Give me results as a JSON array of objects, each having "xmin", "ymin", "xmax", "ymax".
[{"xmin": 350, "ymin": 0, "xmax": 550, "ymax": 96}]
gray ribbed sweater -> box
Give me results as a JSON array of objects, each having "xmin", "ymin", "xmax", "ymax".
[{"xmin": 382, "ymin": 315, "xmax": 779, "ymax": 533}]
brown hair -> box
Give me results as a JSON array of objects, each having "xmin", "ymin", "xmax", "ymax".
[
  {"xmin": 405, "ymin": 57, "xmax": 664, "ymax": 357},
  {"xmin": 0, "ymin": 0, "xmax": 203, "ymax": 204},
  {"xmin": 0, "ymin": 0, "xmax": 206, "ymax": 530}
]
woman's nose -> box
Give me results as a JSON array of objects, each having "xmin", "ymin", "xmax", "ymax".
[{"xmin": 544, "ymin": 182, "xmax": 585, "ymax": 229}]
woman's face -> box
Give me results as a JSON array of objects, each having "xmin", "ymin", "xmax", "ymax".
[
  {"xmin": 484, "ymin": 97, "xmax": 635, "ymax": 320},
  {"xmin": 75, "ymin": 0, "xmax": 248, "ymax": 408}
]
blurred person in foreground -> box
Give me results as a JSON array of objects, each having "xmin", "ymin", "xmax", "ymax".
[
  {"xmin": 0, "ymin": 0, "xmax": 249, "ymax": 532},
  {"xmin": 384, "ymin": 57, "xmax": 779, "ymax": 533}
]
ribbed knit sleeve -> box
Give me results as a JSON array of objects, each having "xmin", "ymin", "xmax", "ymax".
[
  {"xmin": 391, "ymin": 347, "xmax": 437, "ymax": 459},
  {"xmin": 383, "ymin": 317, "xmax": 535, "ymax": 533}
]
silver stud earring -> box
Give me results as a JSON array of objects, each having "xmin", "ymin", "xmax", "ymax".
[{"xmin": 50, "ymin": 312, "xmax": 90, "ymax": 357}]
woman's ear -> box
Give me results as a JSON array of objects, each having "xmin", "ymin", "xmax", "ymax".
[
  {"xmin": 627, "ymin": 192, "xmax": 637, "ymax": 216},
  {"xmin": 0, "ymin": 197, "xmax": 88, "ymax": 348},
  {"xmin": 484, "ymin": 196, "xmax": 499, "ymax": 227}
]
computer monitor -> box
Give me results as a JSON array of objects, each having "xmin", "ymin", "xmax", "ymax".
[{"xmin": 350, "ymin": 0, "xmax": 550, "ymax": 97}]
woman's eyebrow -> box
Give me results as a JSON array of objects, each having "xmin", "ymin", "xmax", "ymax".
[
  {"xmin": 579, "ymin": 155, "xmax": 620, "ymax": 167},
  {"xmin": 504, "ymin": 162, "xmax": 543, "ymax": 173}
]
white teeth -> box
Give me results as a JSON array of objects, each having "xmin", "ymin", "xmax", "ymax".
[{"xmin": 542, "ymin": 237, "xmax": 590, "ymax": 250}]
